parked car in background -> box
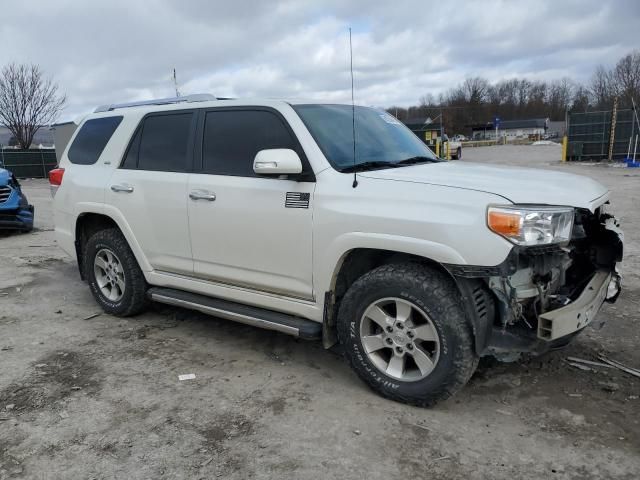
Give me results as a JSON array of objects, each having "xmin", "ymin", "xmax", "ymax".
[
  {"xmin": 452, "ymin": 134, "xmax": 468, "ymax": 142},
  {"xmin": 0, "ymin": 167, "xmax": 34, "ymax": 232},
  {"xmin": 443, "ymin": 134, "xmax": 463, "ymax": 159}
]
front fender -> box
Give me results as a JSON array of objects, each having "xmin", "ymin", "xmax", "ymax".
[{"xmin": 317, "ymin": 232, "xmax": 468, "ymax": 295}]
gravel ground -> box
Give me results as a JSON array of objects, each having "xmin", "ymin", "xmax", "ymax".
[{"xmin": 1, "ymin": 144, "xmax": 639, "ymax": 479}]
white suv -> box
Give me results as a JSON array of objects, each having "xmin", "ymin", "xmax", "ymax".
[{"xmin": 50, "ymin": 94, "xmax": 623, "ymax": 406}]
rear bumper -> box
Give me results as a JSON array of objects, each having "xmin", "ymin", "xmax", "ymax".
[{"xmin": 53, "ymin": 208, "xmax": 76, "ymax": 257}]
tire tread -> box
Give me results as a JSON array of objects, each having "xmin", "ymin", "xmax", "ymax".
[
  {"xmin": 83, "ymin": 227, "xmax": 148, "ymax": 317},
  {"xmin": 337, "ymin": 262, "xmax": 477, "ymax": 407}
]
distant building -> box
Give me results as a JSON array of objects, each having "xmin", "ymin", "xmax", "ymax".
[
  {"xmin": 0, "ymin": 126, "xmax": 55, "ymax": 149},
  {"xmin": 546, "ymin": 120, "xmax": 566, "ymax": 138},
  {"xmin": 401, "ymin": 117, "xmax": 444, "ymax": 144},
  {"xmin": 51, "ymin": 121, "xmax": 78, "ymax": 162},
  {"xmin": 469, "ymin": 118, "xmax": 549, "ymax": 140}
]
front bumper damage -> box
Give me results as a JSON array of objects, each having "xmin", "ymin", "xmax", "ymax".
[
  {"xmin": 0, "ymin": 178, "xmax": 34, "ymax": 231},
  {"xmin": 0, "ymin": 205, "xmax": 35, "ymax": 230},
  {"xmin": 450, "ymin": 207, "xmax": 623, "ymax": 360},
  {"xmin": 538, "ymin": 270, "xmax": 616, "ymax": 341}
]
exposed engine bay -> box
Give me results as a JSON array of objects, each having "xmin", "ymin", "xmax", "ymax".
[{"xmin": 454, "ymin": 205, "xmax": 624, "ymax": 359}]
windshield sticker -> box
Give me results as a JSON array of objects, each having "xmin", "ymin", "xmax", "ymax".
[{"xmin": 379, "ymin": 113, "xmax": 402, "ymax": 125}]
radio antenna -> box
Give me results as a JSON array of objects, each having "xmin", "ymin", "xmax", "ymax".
[
  {"xmin": 172, "ymin": 68, "xmax": 180, "ymax": 97},
  {"xmin": 349, "ymin": 28, "xmax": 358, "ymax": 188}
]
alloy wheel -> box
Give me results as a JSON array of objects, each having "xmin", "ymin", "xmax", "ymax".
[
  {"xmin": 359, "ymin": 297, "xmax": 440, "ymax": 381},
  {"xmin": 93, "ymin": 248, "xmax": 126, "ymax": 302}
]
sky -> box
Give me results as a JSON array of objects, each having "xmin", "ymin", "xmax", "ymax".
[{"xmin": 1, "ymin": 0, "xmax": 639, "ymax": 121}]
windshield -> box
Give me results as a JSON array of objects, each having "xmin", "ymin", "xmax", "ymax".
[{"xmin": 293, "ymin": 104, "xmax": 440, "ymax": 172}]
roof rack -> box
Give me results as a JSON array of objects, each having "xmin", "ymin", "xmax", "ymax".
[{"xmin": 94, "ymin": 93, "xmax": 216, "ymax": 113}]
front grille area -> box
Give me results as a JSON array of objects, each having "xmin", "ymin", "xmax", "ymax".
[
  {"xmin": 0, "ymin": 185, "xmax": 12, "ymax": 203},
  {"xmin": 0, "ymin": 208, "xmax": 18, "ymax": 219}
]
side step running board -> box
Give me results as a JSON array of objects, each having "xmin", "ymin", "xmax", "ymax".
[{"xmin": 147, "ymin": 287, "xmax": 322, "ymax": 340}]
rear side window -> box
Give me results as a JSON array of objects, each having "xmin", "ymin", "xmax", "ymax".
[
  {"xmin": 137, "ymin": 113, "xmax": 193, "ymax": 172},
  {"xmin": 202, "ymin": 110, "xmax": 297, "ymax": 176},
  {"xmin": 121, "ymin": 127, "xmax": 141, "ymax": 169},
  {"xmin": 67, "ymin": 116, "xmax": 123, "ymax": 165}
]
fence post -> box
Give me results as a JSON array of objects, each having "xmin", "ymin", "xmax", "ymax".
[
  {"xmin": 561, "ymin": 136, "xmax": 568, "ymax": 162},
  {"xmin": 608, "ymin": 96, "xmax": 618, "ymax": 162},
  {"xmin": 40, "ymin": 150, "xmax": 46, "ymax": 178}
]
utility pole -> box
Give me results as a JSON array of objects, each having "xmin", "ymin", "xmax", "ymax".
[
  {"xmin": 607, "ymin": 96, "xmax": 618, "ymax": 162},
  {"xmin": 173, "ymin": 68, "xmax": 180, "ymax": 97}
]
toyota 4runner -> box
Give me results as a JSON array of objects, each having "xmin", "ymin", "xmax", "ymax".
[{"xmin": 50, "ymin": 94, "xmax": 623, "ymax": 406}]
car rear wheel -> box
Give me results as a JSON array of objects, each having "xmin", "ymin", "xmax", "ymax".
[
  {"xmin": 337, "ymin": 262, "xmax": 478, "ymax": 406},
  {"xmin": 84, "ymin": 227, "xmax": 148, "ymax": 316}
]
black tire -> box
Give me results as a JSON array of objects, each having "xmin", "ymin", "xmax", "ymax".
[
  {"xmin": 84, "ymin": 227, "xmax": 148, "ymax": 316},
  {"xmin": 337, "ymin": 262, "xmax": 477, "ymax": 407},
  {"xmin": 455, "ymin": 148, "xmax": 462, "ymax": 160}
]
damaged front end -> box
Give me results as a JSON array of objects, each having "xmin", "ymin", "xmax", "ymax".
[
  {"xmin": 0, "ymin": 168, "xmax": 34, "ymax": 232},
  {"xmin": 452, "ymin": 205, "xmax": 623, "ymax": 361}
]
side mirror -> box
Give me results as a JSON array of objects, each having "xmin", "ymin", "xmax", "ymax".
[{"xmin": 253, "ymin": 149, "xmax": 303, "ymax": 175}]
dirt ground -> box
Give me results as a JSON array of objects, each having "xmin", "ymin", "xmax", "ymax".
[{"xmin": 1, "ymin": 145, "xmax": 639, "ymax": 479}]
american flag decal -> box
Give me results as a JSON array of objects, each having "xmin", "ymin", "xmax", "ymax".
[{"xmin": 285, "ymin": 192, "xmax": 310, "ymax": 209}]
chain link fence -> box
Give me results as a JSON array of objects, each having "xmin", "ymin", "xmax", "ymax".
[
  {"xmin": 567, "ymin": 109, "xmax": 636, "ymax": 161},
  {"xmin": 0, "ymin": 149, "xmax": 58, "ymax": 178}
]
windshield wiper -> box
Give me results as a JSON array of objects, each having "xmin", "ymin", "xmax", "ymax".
[
  {"xmin": 396, "ymin": 156, "xmax": 440, "ymax": 165},
  {"xmin": 341, "ymin": 161, "xmax": 400, "ymax": 173}
]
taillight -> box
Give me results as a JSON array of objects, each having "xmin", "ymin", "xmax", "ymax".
[
  {"xmin": 49, "ymin": 168, "xmax": 65, "ymax": 197},
  {"xmin": 49, "ymin": 168, "xmax": 65, "ymax": 186}
]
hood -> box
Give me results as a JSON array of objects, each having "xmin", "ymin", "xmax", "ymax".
[{"xmin": 360, "ymin": 161, "xmax": 609, "ymax": 211}]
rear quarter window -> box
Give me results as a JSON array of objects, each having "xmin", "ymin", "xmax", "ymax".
[
  {"xmin": 67, "ymin": 116, "xmax": 123, "ymax": 165},
  {"xmin": 120, "ymin": 112, "xmax": 194, "ymax": 172}
]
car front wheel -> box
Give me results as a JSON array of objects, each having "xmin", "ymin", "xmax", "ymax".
[{"xmin": 337, "ymin": 263, "xmax": 477, "ymax": 406}]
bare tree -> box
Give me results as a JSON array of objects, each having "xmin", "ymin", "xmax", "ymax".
[
  {"xmin": 613, "ymin": 51, "xmax": 640, "ymax": 106},
  {"xmin": 590, "ymin": 65, "xmax": 615, "ymax": 108},
  {"xmin": 396, "ymin": 50, "xmax": 638, "ymax": 135},
  {"xmin": 547, "ymin": 78, "xmax": 575, "ymax": 118},
  {"xmin": 0, "ymin": 63, "xmax": 66, "ymax": 149},
  {"xmin": 516, "ymin": 79, "xmax": 531, "ymax": 110},
  {"xmin": 418, "ymin": 93, "xmax": 437, "ymax": 108},
  {"xmin": 462, "ymin": 77, "xmax": 489, "ymax": 104},
  {"xmin": 571, "ymin": 85, "xmax": 591, "ymax": 112}
]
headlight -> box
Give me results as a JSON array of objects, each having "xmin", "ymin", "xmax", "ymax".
[{"xmin": 487, "ymin": 205, "xmax": 574, "ymax": 246}]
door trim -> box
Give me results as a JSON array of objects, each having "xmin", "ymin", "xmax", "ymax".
[{"xmin": 154, "ymin": 269, "xmax": 316, "ymax": 303}]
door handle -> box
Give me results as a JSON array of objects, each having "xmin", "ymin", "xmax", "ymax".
[
  {"xmin": 111, "ymin": 184, "xmax": 134, "ymax": 193},
  {"xmin": 189, "ymin": 190, "xmax": 216, "ymax": 201}
]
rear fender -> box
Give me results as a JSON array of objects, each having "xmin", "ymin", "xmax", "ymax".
[{"xmin": 74, "ymin": 204, "xmax": 153, "ymax": 276}]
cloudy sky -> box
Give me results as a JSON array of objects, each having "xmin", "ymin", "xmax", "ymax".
[{"xmin": 1, "ymin": 0, "xmax": 639, "ymax": 120}]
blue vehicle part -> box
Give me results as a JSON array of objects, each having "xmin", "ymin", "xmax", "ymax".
[{"xmin": 0, "ymin": 167, "xmax": 34, "ymax": 231}]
